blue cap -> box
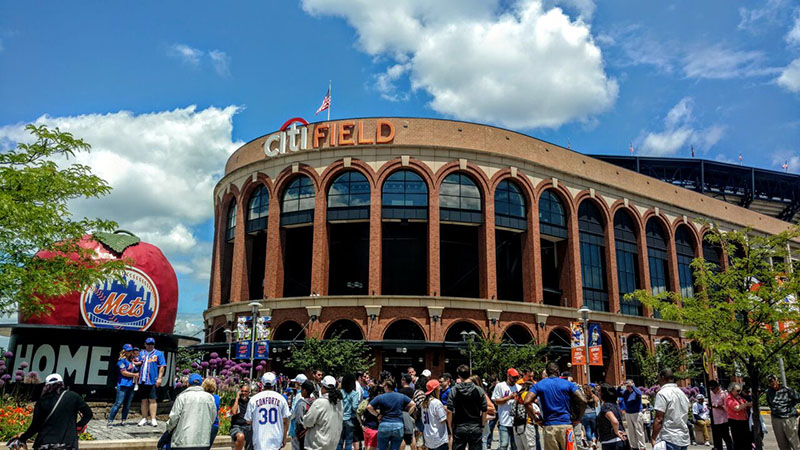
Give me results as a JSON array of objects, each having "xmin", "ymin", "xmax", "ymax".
[
  {"xmin": 145, "ymin": 337, "xmax": 155, "ymax": 344},
  {"xmin": 188, "ymin": 373, "xmax": 203, "ymax": 385},
  {"xmin": 122, "ymin": 344, "xmax": 133, "ymax": 351}
]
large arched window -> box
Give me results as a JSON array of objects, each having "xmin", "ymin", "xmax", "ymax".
[
  {"xmin": 323, "ymin": 319, "xmax": 364, "ymax": 340},
  {"xmin": 614, "ymin": 210, "xmax": 642, "ymax": 316},
  {"xmin": 382, "ymin": 170, "xmax": 428, "ymax": 220},
  {"xmin": 546, "ymin": 329, "xmax": 571, "ymax": 373},
  {"xmin": 503, "ymin": 324, "xmax": 533, "ymax": 345},
  {"xmin": 703, "ymin": 237, "xmax": 722, "ymax": 271},
  {"xmin": 675, "ymin": 225, "xmax": 696, "ymax": 298},
  {"xmin": 440, "ymin": 173, "xmax": 482, "ymax": 223},
  {"xmin": 539, "ymin": 189, "xmax": 569, "ymax": 306},
  {"xmin": 444, "ymin": 321, "xmax": 483, "ymax": 342},
  {"xmin": 246, "ymin": 185, "xmax": 269, "ymax": 233},
  {"xmin": 281, "ymin": 175, "xmax": 315, "ymax": 226},
  {"xmin": 225, "ymin": 199, "xmax": 237, "ymax": 242},
  {"xmin": 328, "ymin": 171, "xmax": 370, "ymax": 221},
  {"xmin": 579, "ymin": 201, "xmax": 608, "ymax": 312},
  {"xmin": 383, "ymin": 319, "xmax": 426, "ymax": 341},
  {"xmin": 495, "ymin": 180, "xmax": 527, "ymax": 231},
  {"xmin": 272, "ymin": 320, "xmax": 305, "ymax": 341},
  {"xmin": 646, "ymin": 219, "xmax": 670, "ymax": 296}
]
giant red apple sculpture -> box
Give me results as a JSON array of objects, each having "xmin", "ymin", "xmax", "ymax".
[{"xmin": 22, "ymin": 231, "xmax": 178, "ymax": 334}]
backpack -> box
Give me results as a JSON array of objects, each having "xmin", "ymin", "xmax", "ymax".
[{"xmin": 512, "ymin": 395, "xmax": 528, "ymax": 427}]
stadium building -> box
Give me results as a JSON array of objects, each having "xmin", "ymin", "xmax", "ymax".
[{"xmin": 203, "ymin": 117, "xmax": 798, "ymax": 386}]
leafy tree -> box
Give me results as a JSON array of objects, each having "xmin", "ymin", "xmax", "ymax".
[
  {"xmin": 0, "ymin": 125, "xmax": 124, "ymax": 316},
  {"xmin": 466, "ymin": 334, "xmax": 547, "ymax": 380},
  {"xmin": 176, "ymin": 347, "xmax": 204, "ymax": 373},
  {"xmin": 631, "ymin": 341, "xmax": 700, "ymax": 386},
  {"xmin": 629, "ymin": 224, "xmax": 800, "ymax": 450},
  {"xmin": 286, "ymin": 336, "xmax": 374, "ymax": 378}
]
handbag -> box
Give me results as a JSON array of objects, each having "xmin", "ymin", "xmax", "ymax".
[{"xmin": 157, "ymin": 429, "xmax": 173, "ymax": 450}]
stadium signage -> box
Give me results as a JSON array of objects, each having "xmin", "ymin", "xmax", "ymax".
[
  {"xmin": 264, "ymin": 118, "xmax": 395, "ymax": 158},
  {"xmin": 79, "ymin": 266, "xmax": 160, "ymax": 332}
]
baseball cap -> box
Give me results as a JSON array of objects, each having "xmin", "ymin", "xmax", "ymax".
[
  {"xmin": 145, "ymin": 337, "xmax": 155, "ymax": 344},
  {"xmin": 188, "ymin": 373, "xmax": 203, "ymax": 385},
  {"xmin": 322, "ymin": 375, "xmax": 337, "ymax": 389},
  {"xmin": 421, "ymin": 369, "xmax": 432, "ymax": 378},
  {"xmin": 45, "ymin": 373, "xmax": 63, "ymax": 385},
  {"xmin": 262, "ymin": 372, "xmax": 277, "ymax": 386},
  {"xmin": 425, "ymin": 380, "xmax": 440, "ymax": 395},
  {"xmin": 507, "ymin": 368, "xmax": 520, "ymax": 377},
  {"xmin": 696, "ymin": 394, "xmax": 704, "ymax": 400},
  {"xmin": 122, "ymin": 343, "xmax": 133, "ymax": 351},
  {"xmin": 291, "ymin": 374, "xmax": 308, "ymax": 384}
]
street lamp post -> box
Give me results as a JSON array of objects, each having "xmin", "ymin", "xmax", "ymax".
[
  {"xmin": 248, "ymin": 301, "xmax": 261, "ymax": 381},
  {"xmin": 578, "ymin": 306, "xmax": 591, "ymax": 384},
  {"xmin": 460, "ymin": 330, "xmax": 479, "ymax": 374}
]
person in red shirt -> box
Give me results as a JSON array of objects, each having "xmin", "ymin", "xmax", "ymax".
[{"xmin": 723, "ymin": 383, "xmax": 751, "ymax": 450}]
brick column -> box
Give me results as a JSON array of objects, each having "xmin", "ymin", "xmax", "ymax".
[
  {"xmin": 429, "ymin": 188, "xmax": 441, "ymax": 296},
  {"xmin": 568, "ymin": 206, "xmax": 583, "ymax": 309},
  {"xmin": 606, "ymin": 225, "xmax": 621, "ymax": 314},
  {"xmin": 369, "ymin": 183, "xmax": 382, "ymax": 295},
  {"xmin": 264, "ymin": 190, "xmax": 283, "ymax": 298},
  {"xmin": 482, "ymin": 196, "xmax": 497, "ymax": 300},
  {"xmin": 638, "ymin": 222, "xmax": 652, "ymax": 317},
  {"xmin": 230, "ymin": 197, "xmax": 247, "ymax": 303},
  {"xmin": 209, "ymin": 204, "xmax": 223, "ymax": 307},
  {"xmin": 310, "ymin": 187, "xmax": 329, "ymax": 296}
]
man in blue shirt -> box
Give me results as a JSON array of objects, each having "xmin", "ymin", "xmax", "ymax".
[
  {"xmin": 137, "ymin": 337, "xmax": 166, "ymax": 427},
  {"xmin": 619, "ymin": 380, "xmax": 646, "ymax": 450},
  {"xmin": 524, "ymin": 363, "xmax": 586, "ymax": 450}
]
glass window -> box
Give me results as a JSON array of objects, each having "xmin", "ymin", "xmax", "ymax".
[
  {"xmin": 675, "ymin": 226, "xmax": 696, "ymax": 298},
  {"xmin": 225, "ymin": 200, "xmax": 236, "ymax": 241},
  {"xmin": 282, "ymin": 176, "xmax": 315, "ymax": 213},
  {"xmin": 646, "ymin": 220, "xmax": 669, "ymax": 295},
  {"xmin": 382, "ymin": 170, "xmax": 428, "ymax": 207},
  {"xmin": 578, "ymin": 201, "xmax": 608, "ymax": 312},
  {"xmin": 539, "ymin": 190, "xmax": 566, "ymax": 228},
  {"xmin": 495, "ymin": 180, "xmax": 526, "ymax": 219},
  {"xmin": 614, "ymin": 210, "xmax": 641, "ymax": 316},
  {"xmin": 328, "ymin": 171, "xmax": 370, "ymax": 208},
  {"xmin": 248, "ymin": 185, "xmax": 269, "ymax": 220},
  {"xmin": 440, "ymin": 173, "xmax": 481, "ymax": 211}
]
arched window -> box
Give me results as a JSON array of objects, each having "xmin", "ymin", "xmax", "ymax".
[
  {"xmin": 382, "ymin": 170, "xmax": 428, "ymax": 220},
  {"xmin": 624, "ymin": 334, "xmax": 647, "ymax": 387},
  {"xmin": 614, "ymin": 210, "xmax": 641, "ymax": 316},
  {"xmin": 579, "ymin": 201, "xmax": 608, "ymax": 312},
  {"xmin": 444, "ymin": 321, "xmax": 483, "ymax": 342},
  {"xmin": 440, "ymin": 173, "xmax": 482, "ymax": 224},
  {"xmin": 675, "ymin": 225, "xmax": 696, "ymax": 298},
  {"xmin": 384, "ymin": 319, "xmax": 426, "ymax": 341},
  {"xmin": 646, "ymin": 219, "xmax": 670, "ymax": 296},
  {"xmin": 539, "ymin": 190, "xmax": 567, "ymax": 238},
  {"xmin": 281, "ymin": 176, "xmax": 315, "ymax": 226},
  {"xmin": 225, "ymin": 200, "xmax": 237, "ymax": 242},
  {"xmin": 323, "ymin": 319, "xmax": 364, "ymax": 340},
  {"xmin": 272, "ymin": 320, "xmax": 305, "ymax": 341},
  {"xmin": 328, "ymin": 171, "xmax": 370, "ymax": 221},
  {"xmin": 246, "ymin": 185, "xmax": 269, "ymax": 233},
  {"xmin": 546, "ymin": 329, "xmax": 571, "ymax": 372},
  {"xmin": 703, "ymin": 237, "xmax": 722, "ymax": 271},
  {"xmin": 503, "ymin": 324, "xmax": 533, "ymax": 345},
  {"xmin": 495, "ymin": 180, "xmax": 527, "ymax": 230}
]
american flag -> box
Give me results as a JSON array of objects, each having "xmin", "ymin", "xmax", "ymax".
[
  {"xmin": 315, "ymin": 87, "xmax": 331, "ymax": 115},
  {"xmin": 739, "ymin": 153, "xmax": 743, "ymax": 164},
  {"xmin": 629, "ymin": 143, "xmax": 634, "ymax": 155},
  {"xmin": 783, "ymin": 160, "xmax": 789, "ymax": 171}
]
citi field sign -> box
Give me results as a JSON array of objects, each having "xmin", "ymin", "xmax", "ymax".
[{"xmin": 264, "ymin": 118, "xmax": 396, "ymax": 158}]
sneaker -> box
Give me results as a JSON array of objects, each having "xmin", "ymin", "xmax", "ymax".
[
  {"xmin": 705, "ymin": 443, "xmax": 711, "ymax": 447},
  {"xmin": 106, "ymin": 421, "xmax": 113, "ymax": 427},
  {"xmin": 151, "ymin": 418, "xmax": 158, "ymax": 427},
  {"xmin": 138, "ymin": 418, "xmax": 147, "ymax": 426}
]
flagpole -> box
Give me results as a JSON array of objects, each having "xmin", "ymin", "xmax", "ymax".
[{"xmin": 327, "ymin": 80, "xmax": 331, "ymax": 121}]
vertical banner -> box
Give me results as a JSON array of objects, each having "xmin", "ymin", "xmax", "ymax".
[
  {"xmin": 236, "ymin": 316, "xmax": 252, "ymax": 341},
  {"xmin": 254, "ymin": 316, "xmax": 271, "ymax": 360},
  {"xmin": 620, "ymin": 335, "xmax": 628, "ymax": 361},
  {"xmin": 254, "ymin": 340, "xmax": 270, "ymax": 359},
  {"xmin": 570, "ymin": 321, "xmax": 585, "ymax": 366},
  {"xmin": 235, "ymin": 341, "xmax": 251, "ymax": 360},
  {"xmin": 588, "ymin": 323, "xmax": 603, "ymax": 366}
]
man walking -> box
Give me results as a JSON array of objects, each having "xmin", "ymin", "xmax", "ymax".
[
  {"xmin": 692, "ymin": 395, "xmax": 711, "ymax": 446},
  {"xmin": 650, "ymin": 369, "xmax": 690, "ymax": 450},
  {"xmin": 524, "ymin": 362, "xmax": 587, "ymax": 450},
  {"xmin": 766, "ymin": 374, "xmax": 800, "ymax": 450},
  {"xmin": 246, "ymin": 372, "xmax": 292, "ymax": 450},
  {"xmin": 447, "ymin": 364, "xmax": 488, "ymax": 450},
  {"xmin": 492, "ymin": 368, "xmax": 520, "ymax": 450},
  {"xmin": 166, "ymin": 373, "xmax": 217, "ymax": 449},
  {"xmin": 137, "ymin": 337, "xmax": 166, "ymax": 427},
  {"xmin": 620, "ymin": 380, "xmax": 646, "ymax": 450},
  {"xmin": 708, "ymin": 380, "xmax": 733, "ymax": 450}
]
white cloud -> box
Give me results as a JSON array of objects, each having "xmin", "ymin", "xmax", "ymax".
[
  {"xmin": 302, "ymin": 0, "xmax": 618, "ymax": 129},
  {"xmin": 777, "ymin": 58, "xmax": 800, "ymax": 93},
  {"xmin": 738, "ymin": 0, "xmax": 787, "ymax": 31},
  {"xmin": 173, "ymin": 317, "xmax": 204, "ymax": 337},
  {"xmin": 543, "ymin": 0, "xmax": 595, "ymax": 20},
  {"xmin": 209, "ymin": 50, "xmax": 231, "ymax": 77},
  {"xmin": 374, "ymin": 63, "xmax": 410, "ymax": 102},
  {"xmin": 639, "ymin": 98, "xmax": 725, "ymax": 156},
  {"xmin": 170, "ymin": 44, "xmax": 203, "ymax": 66},
  {"xmin": 682, "ymin": 46, "xmax": 779, "ymax": 80},
  {"xmin": 788, "ymin": 9, "xmax": 800, "ymax": 46},
  {"xmin": 0, "ymin": 105, "xmax": 241, "ymax": 281}
]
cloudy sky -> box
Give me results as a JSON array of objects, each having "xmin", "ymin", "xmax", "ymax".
[{"xmin": 1, "ymin": 1, "xmax": 798, "ymax": 338}]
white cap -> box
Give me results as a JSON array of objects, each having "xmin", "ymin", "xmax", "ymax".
[
  {"xmin": 322, "ymin": 375, "xmax": 337, "ymax": 389},
  {"xmin": 261, "ymin": 372, "xmax": 277, "ymax": 386},
  {"xmin": 291, "ymin": 374, "xmax": 308, "ymax": 384},
  {"xmin": 421, "ymin": 369, "xmax": 432, "ymax": 378},
  {"xmin": 45, "ymin": 373, "xmax": 63, "ymax": 385}
]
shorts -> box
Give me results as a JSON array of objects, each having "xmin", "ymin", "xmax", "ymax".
[
  {"xmin": 231, "ymin": 424, "xmax": 252, "ymax": 443},
  {"xmin": 137, "ymin": 384, "xmax": 158, "ymax": 400},
  {"xmin": 364, "ymin": 427, "xmax": 378, "ymax": 448},
  {"xmin": 403, "ymin": 433, "xmax": 413, "ymax": 445}
]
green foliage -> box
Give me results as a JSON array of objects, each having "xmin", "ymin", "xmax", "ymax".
[
  {"xmin": 631, "ymin": 341, "xmax": 700, "ymax": 386},
  {"xmin": 177, "ymin": 347, "xmax": 204, "ymax": 373},
  {"xmin": 286, "ymin": 336, "xmax": 374, "ymax": 378},
  {"xmin": 0, "ymin": 124, "xmax": 125, "ymax": 316},
  {"xmin": 466, "ymin": 334, "xmax": 547, "ymax": 380}
]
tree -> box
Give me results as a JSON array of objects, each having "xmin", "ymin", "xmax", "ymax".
[
  {"xmin": 631, "ymin": 341, "xmax": 700, "ymax": 387},
  {"xmin": 466, "ymin": 334, "xmax": 548, "ymax": 380},
  {"xmin": 0, "ymin": 125, "xmax": 124, "ymax": 316},
  {"xmin": 629, "ymin": 224, "xmax": 800, "ymax": 450},
  {"xmin": 285, "ymin": 336, "xmax": 374, "ymax": 378}
]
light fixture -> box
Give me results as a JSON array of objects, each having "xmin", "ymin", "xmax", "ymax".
[
  {"xmin": 310, "ymin": 315, "xmax": 318, "ymax": 322},
  {"xmin": 370, "ymin": 314, "xmax": 377, "ymax": 322},
  {"xmin": 432, "ymin": 315, "xmax": 439, "ymax": 323},
  {"xmin": 444, "ymin": 358, "xmax": 449, "ymax": 364},
  {"xmin": 384, "ymin": 357, "xmax": 389, "ymax": 362},
  {"xmin": 578, "ymin": 306, "xmax": 591, "ymax": 321},
  {"xmin": 490, "ymin": 318, "xmax": 497, "ymax": 325},
  {"xmin": 418, "ymin": 357, "xmax": 424, "ymax": 363}
]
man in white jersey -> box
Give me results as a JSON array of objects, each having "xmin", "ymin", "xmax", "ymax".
[{"xmin": 246, "ymin": 372, "xmax": 291, "ymax": 450}]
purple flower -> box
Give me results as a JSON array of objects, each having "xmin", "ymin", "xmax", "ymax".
[
  {"xmin": 201, "ymin": 361, "xmax": 209, "ymax": 368},
  {"xmin": 210, "ymin": 352, "xmax": 219, "ymax": 359},
  {"xmin": 4, "ymin": 351, "xmax": 13, "ymax": 358},
  {"xmin": 176, "ymin": 382, "xmax": 183, "ymax": 388},
  {"xmin": 1, "ymin": 374, "xmax": 11, "ymax": 381},
  {"xmin": 19, "ymin": 362, "xmax": 28, "ymax": 369},
  {"xmin": 28, "ymin": 371, "xmax": 38, "ymax": 378},
  {"xmin": 14, "ymin": 375, "xmax": 22, "ymax": 382},
  {"xmin": 182, "ymin": 369, "xmax": 190, "ymax": 375},
  {"xmin": 191, "ymin": 362, "xmax": 199, "ymax": 369},
  {"xmin": 14, "ymin": 370, "xmax": 23, "ymax": 376}
]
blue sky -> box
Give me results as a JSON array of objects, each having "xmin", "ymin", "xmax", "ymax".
[{"xmin": 1, "ymin": 1, "xmax": 799, "ymax": 338}]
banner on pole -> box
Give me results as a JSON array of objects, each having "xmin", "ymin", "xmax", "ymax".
[
  {"xmin": 570, "ymin": 322, "xmax": 585, "ymax": 366},
  {"xmin": 235, "ymin": 341, "xmax": 251, "ymax": 360},
  {"xmin": 254, "ymin": 340, "xmax": 269, "ymax": 360},
  {"xmin": 588, "ymin": 323, "xmax": 603, "ymax": 366},
  {"xmin": 236, "ymin": 316, "xmax": 251, "ymax": 341}
]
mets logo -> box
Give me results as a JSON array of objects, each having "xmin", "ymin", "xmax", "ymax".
[{"xmin": 80, "ymin": 266, "xmax": 160, "ymax": 331}]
